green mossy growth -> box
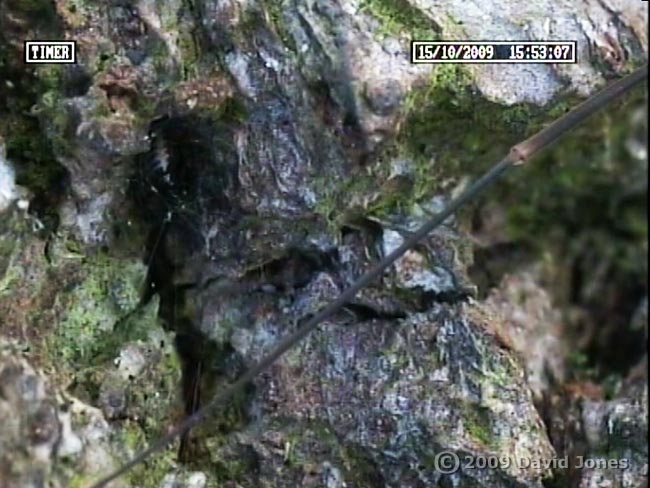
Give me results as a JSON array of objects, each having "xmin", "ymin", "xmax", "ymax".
[
  {"xmin": 504, "ymin": 90, "xmax": 647, "ymax": 265},
  {"xmin": 45, "ymin": 249, "xmax": 151, "ymax": 376},
  {"xmin": 323, "ymin": 65, "xmax": 538, "ymax": 226},
  {"xmin": 213, "ymin": 96, "xmax": 249, "ymax": 125},
  {"xmin": 262, "ymin": 0, "xmax": 299, "ymax": 54},
  {"xmin": 359, "ymin": 0, "xmax": 441, "ymax": 40},
  {"xmin": 118, "ymin": 424, "xmax": 178, "ymax": 488},
  {"xmin": 178, "ymin": 29, "xmax": 201, "ymax": 81},
  {"xmin": 463, "ymin": 405, "xmax": 496, "ymax": 448},
  {"xmin": 133, "ymin": 93, "xmax": 160, "ymax": 126},
  {"xmin": 211, "ymin": 455, "xmax": 252, "ymax": 483},
  {"xmin": 397, "ymin": 64, "xmax": 534, "ymax": 187}
]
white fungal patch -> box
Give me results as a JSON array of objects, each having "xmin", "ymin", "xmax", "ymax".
[{"xmin": 0, "ymin": 145, "xmax": 18, "ymax": 213}]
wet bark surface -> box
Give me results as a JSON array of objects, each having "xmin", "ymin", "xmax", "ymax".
[{"xmin": 0, "ymin": 1, "xmax": 647, "ymax": 487}]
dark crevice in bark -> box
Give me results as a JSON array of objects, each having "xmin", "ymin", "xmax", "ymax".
[{"xmin": 130, "ymin": 113, "xmax": 244, "ymax": 463}]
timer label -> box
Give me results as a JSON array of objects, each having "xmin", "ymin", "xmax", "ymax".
[
  {"xmin": 411, "ymin": 41, "xmax": 577, "ymax": 64},
  {"xmin": 24, "ymin": 41, "xmax": 77, "ymax": 64}
]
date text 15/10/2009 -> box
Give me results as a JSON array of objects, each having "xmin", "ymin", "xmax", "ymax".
[{"xmin": 411, "ymin": 41, "xmax": 577, "ymax": 64}]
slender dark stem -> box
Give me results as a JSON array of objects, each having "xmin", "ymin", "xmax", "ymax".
[
  {"xmin": 87, "ymin": 64, "xmax": 647, "ymax": 488},
  {"xmin": 510, "ymin": 65, "xmax": 648, "ymax": 162}
]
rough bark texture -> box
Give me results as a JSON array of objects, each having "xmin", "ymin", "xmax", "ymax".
[{"xmin": 0, "ymin": 1, "xmax": 647, "ymax": 487}]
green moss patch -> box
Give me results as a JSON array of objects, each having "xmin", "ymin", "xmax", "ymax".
[
  {"xmin": 316, "ymin": 65, "xmax": 543, "ymax": 230},
  {"xmin": 45, "ymin": 249, "xmax": 151, "ymax": 378},
  {"xmin": 463, "ymin": 405, "xmax": 496, "ymax": 448},
  {"xmin": 262, "ymin": 0, "xmax": 299, "ymax": 54},
  {"xmin": 116, "ymin": 421, "xmax": 179, "ymax": 488},
  {"xmin": 359, "ymin": 0, "xmax": 440, "ymax": 40}
]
